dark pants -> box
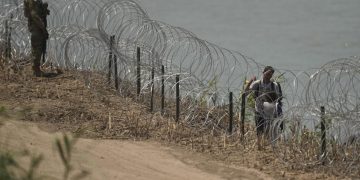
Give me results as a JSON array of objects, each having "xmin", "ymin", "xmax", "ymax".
[
  {"xmin": 31, "ymin": 33, "xmax": 45, "ymax": 76},
  {"xmin": 255, "ymin": 111, "xmax": 267, "ymax": 136},
  {"xmin": 255, "ymin": 107, "xmax": 284, "ymax": 137}
]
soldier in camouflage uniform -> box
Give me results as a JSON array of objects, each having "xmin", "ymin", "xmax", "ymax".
[
  {"xmin": 24, "ymin": 0, "xmax": 49, "ymax": 77},
  {"xmin": 40, "ymin": 2, "xmax": 50, "ymax": 64}
]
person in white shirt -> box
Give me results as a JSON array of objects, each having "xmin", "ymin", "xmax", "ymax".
[{"xmin": 245, "ymin": 66, "xmax": 283, "ymax": 150}]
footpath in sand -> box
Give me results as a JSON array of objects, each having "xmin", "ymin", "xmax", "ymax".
[{"xmin": 0, "ymin": 116, "xmax": 269, "ymax": 180}]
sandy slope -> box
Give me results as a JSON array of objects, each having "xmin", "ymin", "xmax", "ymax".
[
  {"xmin": 0, "ymin": 69, "xmax": 347, "ymax": 179},
  {"xmin": 0, "ymin": 117, "xmax": 271, "ymax": 180}
]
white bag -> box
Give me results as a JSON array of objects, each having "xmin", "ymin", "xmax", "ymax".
[{"xmin": 263, "ymin": 102, "xmax": 276, "ymax": 119}]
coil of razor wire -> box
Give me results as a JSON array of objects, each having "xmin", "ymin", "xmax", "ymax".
[{"xmin": 1, "ymin": 0, "xmax": 359, "ymax": 172}]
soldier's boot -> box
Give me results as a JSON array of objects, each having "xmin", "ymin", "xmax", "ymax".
[
  {"xmin": 32, "ymin": 52, "xmax": 43, "ymax": 77},
  {"xmin": 33, "ymin": 65, "xmax": 43, "ymax": 77}
]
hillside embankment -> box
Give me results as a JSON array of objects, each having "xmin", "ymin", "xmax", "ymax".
[{"xmin": 0, "ymin": 65, "xmax": 348, "ymax": 179}]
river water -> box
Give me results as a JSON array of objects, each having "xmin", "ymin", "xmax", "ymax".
[{"xmin": 139, "ymin": 0, "xmax": 360, "ymax": 71}]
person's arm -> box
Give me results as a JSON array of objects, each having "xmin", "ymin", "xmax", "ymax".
[
  {"xmin": 24, "ymin": 0, "xmax": 28, "ymax": 17},
  {"xmin": 244, "ymin": 76, "xmax": 256, "ymax": 96},
  {"xmin": 276, "ymin": 82, "xmax": 283, "ymax": 104}
]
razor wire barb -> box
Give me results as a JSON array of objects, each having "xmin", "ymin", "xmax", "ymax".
[{"xmin": 1, "ymin": 0, "xmax": 359, "ymax": 173}]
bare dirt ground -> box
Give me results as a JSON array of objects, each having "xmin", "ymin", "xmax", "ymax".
[
  {"xmin": 0, "ymin": 117, "xmax": 270, "ymax": 180},
  {"xmin": 0, "ymin": 66, "xmax": 347, "ymax": 179}
]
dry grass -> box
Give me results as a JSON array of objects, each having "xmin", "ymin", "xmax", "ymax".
[{"xmin": 0, "ymin": 60, "xmax": 359, "ymax": 179}]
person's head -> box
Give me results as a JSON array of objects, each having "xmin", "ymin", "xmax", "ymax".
[
  {"xmin": 44, "ymin": 2, "xmax": 50, "ymax": 14},
  {"xmin": 262, "ymin": 66, "xmax": 274, "ymax": 82}
]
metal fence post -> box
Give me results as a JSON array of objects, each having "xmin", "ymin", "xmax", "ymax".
[
  {"xmin": 161, "ymin": 65, "xmax": 165, "ymax": 115},
  {"xmin": 114, "ymin": 55, "xmax": 118, "ymax": 90},
  {"xmin": 5, "ymin": 18, "xmax": 12, "ymax": 60},
  {"xmin": 240, "ymin": 92, "xmax": 246, "ymax": 138},
  {"xmin": 320, "ymin": 106, "xmax": 326, "ymax": 164},
  {"xmin": 108, "ymin": 36, "xmax": 114, "ymax": 85},
  {"xmin": 228, "ymin": 92, "xmax": 233, "ymax": 133},
  {"xmin": 137, "ymin": 47, "xmax": 141, "ymax": 96},
  {"xmin": 150, "ymin": 66, "xmax": 154, "ymax": 112},
  {"xmin": 176, "ymin": 75, "xmax": 180, "ymax": 122}
]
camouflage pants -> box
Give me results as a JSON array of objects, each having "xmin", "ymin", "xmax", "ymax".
[{"xmin": 31, "ymin": 33, "xmax": 45, "ymax": 76}]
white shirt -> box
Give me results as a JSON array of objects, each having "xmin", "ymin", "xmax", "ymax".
[{"xmin": 249, "ymin": 79, "xmax": 281, "ymax": 115}]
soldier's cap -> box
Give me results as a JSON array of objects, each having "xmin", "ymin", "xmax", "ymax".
[{"xmin": 263, "ymin": 66, "xmax": 274, "ymax": 73}]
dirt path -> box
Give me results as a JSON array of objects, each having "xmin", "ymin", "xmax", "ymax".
[{"xmin": 0, "ymin": 117, "xmax": 271, "ymax": 180}]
